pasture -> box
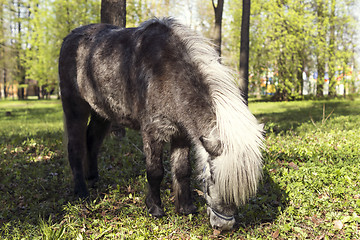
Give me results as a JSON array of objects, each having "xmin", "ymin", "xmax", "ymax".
[{"xmin": 0, "ymin": 98, "xmax": 359, "ymax": 239}]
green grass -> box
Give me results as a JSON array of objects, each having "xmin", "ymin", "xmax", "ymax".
[{"xmin": 0, "ymin": 97, "xmax": 359, "ymax": 239}]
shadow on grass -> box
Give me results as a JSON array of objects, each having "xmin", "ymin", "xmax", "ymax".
[
  {"xmin": 0, "ymin": 129, "xmax": 147, "ymax": 230},
  {"xmin": 0, "ymin": 105, "xmax": 62, "ymax": 123},
  {"xmin": 0, "ymin": 122, "xmax": 288, "ymax": 235},
  {"xmin": 1, "ymin": 127, "xmax": 288, "ymax": 234},
  {"xmin": 234, "ymin": 169, "xmax": 288, "ymax": 230},
  {"xmin": 0, "ymin": 130, "xmax": 72, "ymax": 226},
  {"xmin": 255, "ymin": 99, "xmax": 360, "ymax": 133}
]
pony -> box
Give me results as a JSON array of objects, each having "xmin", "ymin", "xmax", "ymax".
[{"xmin": 58, "ymin": 18, "xmax": 264, "ymax": 231}]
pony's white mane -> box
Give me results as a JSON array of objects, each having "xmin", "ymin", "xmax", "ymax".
[{"xmin": 161, "ymin": 18, "xmax": 264, "ymax": 206}]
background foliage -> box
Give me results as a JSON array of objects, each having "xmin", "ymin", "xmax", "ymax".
[
  {"xmin": 0, "ymin": 0, "xmax": 358, "ymax": 100},
  {"xmin": 226, "ymin": 0, "xmax": 358, "ymax": 99}
]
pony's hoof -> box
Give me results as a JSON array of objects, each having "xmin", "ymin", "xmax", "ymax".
[
  {"xmin": 74, "ymin": 188, "xmax": 89, "ymax": 199},
  {"xmin": 74, "ymin": 183, "xmax": 89, "ymax": 199},
  {"xmin": 148, "ymin": 205, "xmax": 165, "ymax": 218},
  {"xmin": 178, "ymin": 204, "xmax": 197, "ymax": 215},
  {"xmin": 87, "ymin": 175, "xmax": 99, "ymax": 188}
]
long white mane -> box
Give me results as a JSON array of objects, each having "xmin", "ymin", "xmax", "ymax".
[{"xmin": 161, "ymin": 18, "xmax": 264, "ymax": 206}]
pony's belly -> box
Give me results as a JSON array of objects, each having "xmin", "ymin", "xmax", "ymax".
[{"xmin": 84, "ymin": 95, "xmax": 141, "ymax": 130}]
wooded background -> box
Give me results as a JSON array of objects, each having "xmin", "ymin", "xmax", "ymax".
[{"xmin": 0, "ymin": 0, "xmax": 358, "ymax": 100}]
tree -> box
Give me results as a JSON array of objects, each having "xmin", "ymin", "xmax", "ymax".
[
  {"xmin": 24, "ymin": 0, "xmax": 100, "ymax": 99},
  {"xmin": 101, "ymin": 0, "xmax": 126, "ymax": 27},
  {"xmin": 327, "ymin": 0, "xmax": 357, "ymax": 96},
  {"xmin": 328, "ymin": 0, "xmax": 336, "ymax": 95},
  {"xmin": 0, "ymin": 0, "xmax": 6, "ymax": 98},
  {"xmin": 8, "ymin": 0, "xmax": 30, "ymax": 99},
  {"xmin": 315, "ymin": 0, "xmax": 327, "ymax": 96},
  {"xmin": 0, "ymin": 0, "xmax": 20, "ymax": 99},
  {"xmin": 212, "ymin": 0, "xmax": 224, "ymax": 55},
  {"xmin": 239, "ymin": 0, "xmax": 250, "ymax": 104}
]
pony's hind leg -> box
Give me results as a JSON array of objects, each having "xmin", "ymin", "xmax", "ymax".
[
  {"xmin": 62, "ymin": 97, "xmax": 91, "ymax": 198},
  {"xmin": 142, "ymin": 131, "xmax": 165, "ymax": 217},
  {"xmin": 85, "ymin": 111, "xmax": 111, "ymax": 187},
  {"xmin": 170, "ymin": 136, "xmax": 197, "ymax": 215}
]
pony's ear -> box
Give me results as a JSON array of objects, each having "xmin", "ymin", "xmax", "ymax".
[{"xmin": 200, "ymin": 136, "xmax": 223, "ymax": 157}]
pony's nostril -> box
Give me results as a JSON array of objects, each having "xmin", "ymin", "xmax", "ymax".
[{"xmin": 213, "ymin": 225, "xmax": 221, "ymax": 230}]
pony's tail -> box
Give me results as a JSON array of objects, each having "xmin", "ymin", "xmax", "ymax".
[{"xmin": 209, "ymin": 66, "xmax": 264, "ymax": 206}]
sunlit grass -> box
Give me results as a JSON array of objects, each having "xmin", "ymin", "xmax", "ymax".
[{"xmin": 0, "ymin": 97, "xmax": 359, "ymax": 239}]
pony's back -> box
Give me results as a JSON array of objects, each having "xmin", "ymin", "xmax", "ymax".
[{"xmin": 59, "ymin": 19, "xmax": 217, "ymax": 141}]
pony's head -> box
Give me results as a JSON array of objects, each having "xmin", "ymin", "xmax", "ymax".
[
  {"xmin": 206, "ymin": 184, "xmax": 237, "ymax": 231},
  {"xmin": 192, "ymin": 51, "xmax": 264, "ymax": 230},
  {"xmin": 199, "ymin": 128, "xmax": 236, "ymax": 230},
  {"xmin": 193, "ymin": 54, "xmax": 264, "ymax": 230},
  {"xmin": 200, "ymin": 149, "xmax": 237, "ymax": 230},
  {"xmin": 162, "ymin": 17, "xmax": 264, "ymax": 230},
  {"xmin": 197, "ymin": 120, "xmax": 263, "ymax": 230}
]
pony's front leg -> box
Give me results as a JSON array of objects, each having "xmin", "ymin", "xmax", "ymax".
[
  {"xmin": 142, "ymin": 131, "xmax": 165, "ymax": 217},
  {"xmin": 171, "ymin": 137, "xmax": 197, "ymax": 215}
]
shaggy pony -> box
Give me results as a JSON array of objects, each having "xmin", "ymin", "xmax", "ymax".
[{"xmin": 58, "ymin": 18, "xmax": 263, "ymax": 230}]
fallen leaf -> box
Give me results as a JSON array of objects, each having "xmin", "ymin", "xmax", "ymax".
[
  {"xmin": 333, "ymin": 220, "xmax": 343, "ymax": 230},
  {"xmin": 194, "ymin": 189, "xmax": 204, "ymax": 196},
  {"xmin": 212, "ymin": 229, "xmax": 221, "ymax": 236},
  {"xmin": 288, "ymin": 162, "xmax": 299, "ymax": 170},
  {"xmin": 272, "ymin": 229, "xmax": 280, "ymax": 238},
  {"xmin": 311, "ymin": 215, "xmax": 321, "ymax": 225},
  {"xmin": 315, "ymin": 233, "xmax": 325, "ymax": 240}
]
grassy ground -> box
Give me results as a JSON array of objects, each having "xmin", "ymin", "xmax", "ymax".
[{"xmin": 0, "ymin": 97, "xmax": 359, "ymax": 239}]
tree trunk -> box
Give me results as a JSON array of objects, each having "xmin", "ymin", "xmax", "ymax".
[
  {"xmin": 328, "ymin": 0, "xmax": 336, "ymax": 96},
  {"xmin": 212, "ymin": 0, "xmax": 224, "ymax": 56},
  {"xmin": 316, "ymin": 62, "xmax": 324, "ymax": 97},
  {"xmin": 16, "ymin": 0, "xmax": 26, "ymax": 100},
  {"xmin": 316, "ymin": 0, "xmax": 325, "ymax": 97},
  {"xmin": 2, "ymin": 69, "xmax": 6, "ymax": 98},
  {"xmin": 0, "ymin": 3, "xmax": 4, "ymax": 99},
  {"xmin": 239, "ymin": 0, "xmax": 250, "ymax": 105},
  {"xmin": 36, "ymin": 86, "xmax": 41, "ymax": 99},
  {"xmin": 297, "ymin": 66, "xmax": 304, "ymax": 96},
  {"xmin": 101, "ymin": 0, "xmax": 126, "ymax": 27},
  {"xmin": 17, "ymin": 88, "xmax": 25, "ymax": 100}
]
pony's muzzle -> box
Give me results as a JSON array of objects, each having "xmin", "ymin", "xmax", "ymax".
[{"xmin": 207, "ymin": 207, "xmax": 235, "ymax": 231}]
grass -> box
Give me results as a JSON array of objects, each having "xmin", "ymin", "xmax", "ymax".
[{"xmin": 0, "ymin": 97, "xmax": 359, "ymax": 239}]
